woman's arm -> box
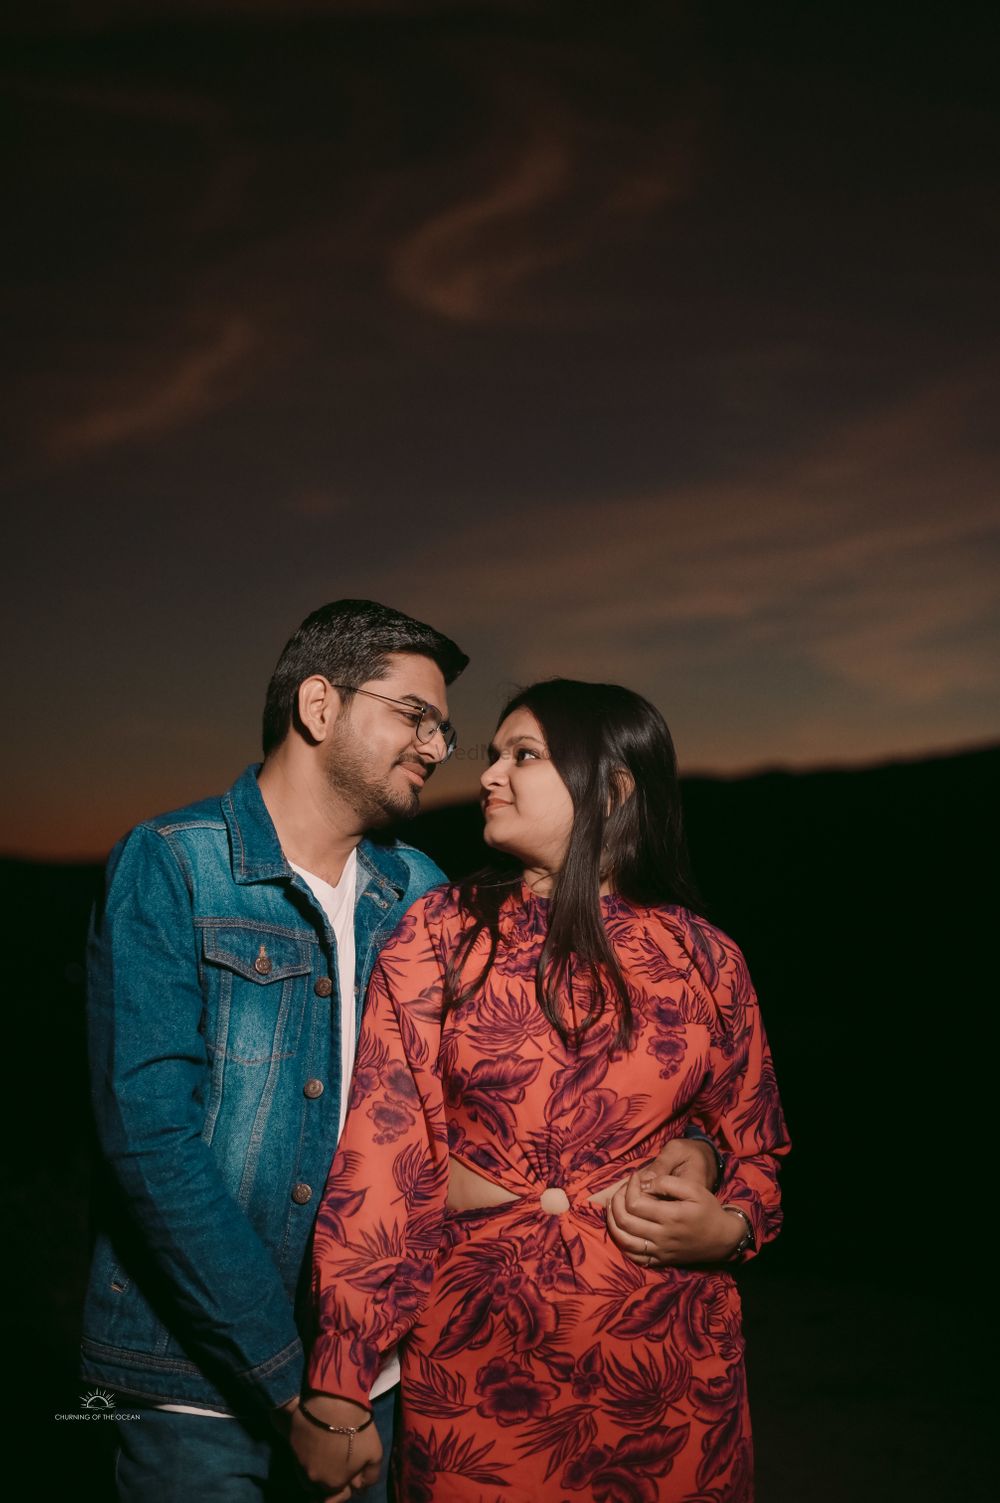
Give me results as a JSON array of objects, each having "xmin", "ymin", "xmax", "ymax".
[
  {"xmin": 291, "ymin": 897, "xmax": 450, "ymax": 1490},
  {"xmin": 693, "ymin": 931, "xmax": 790, "ymax": 1257},
  {"xmin": 607, "ymin": 918, "xmax": 789, "ymax": 1267}
]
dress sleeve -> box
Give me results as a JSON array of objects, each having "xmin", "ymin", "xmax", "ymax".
[
  {"xmin": 307, "ymin": 895, "xmax": 450, "ymax": 1407},
  {"xmin": 683, "ymin": 919, "xmax": 791, "ymax": 1261}
]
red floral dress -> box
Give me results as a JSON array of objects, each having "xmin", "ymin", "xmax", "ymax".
[{"xmin": 308, "ymin": 884, "xmax": 789, "ymax": 1502}]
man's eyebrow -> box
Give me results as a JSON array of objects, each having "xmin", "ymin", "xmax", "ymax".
[{"xmin": 399, "ymin": 692, "xmax": 448, "ymax": 717}]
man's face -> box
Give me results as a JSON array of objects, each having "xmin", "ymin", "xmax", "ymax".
[{"xmin": 325, "ymin": 652, "xmax": 451, "ymax": 826}]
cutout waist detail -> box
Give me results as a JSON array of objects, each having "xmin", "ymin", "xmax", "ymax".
[
  {"xmin": 446, "ymin": 1156, "xmax": 628, "ymax": 1214},
  {"xmin": 447, "ymin": 1158, "xmax": 518, "ymax": 1211}
]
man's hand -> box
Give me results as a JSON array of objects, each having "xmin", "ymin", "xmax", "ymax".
[
  {"xmin": 587, "ymin": 1136, "xmax": 716, "ymax": 1219},
  {"xmin": 643, "ymin": 1135, "xmax": 717, "ymax": 1190},
  {"xmin": 605, "ymin": 1174, "xmax": 744, "ymax": 1268},
  {"xmin": 288, "ymin": 1394, "xmax": 382, "ymax": 1501}
]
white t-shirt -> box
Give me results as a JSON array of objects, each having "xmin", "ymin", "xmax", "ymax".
[
  {"xmin": 161, "ymin": 847, "xmax": 397, "ymax": 1414},
  {"xmin": 291, "ymin": 853, "xmax": 358, "ymax": 1140}
]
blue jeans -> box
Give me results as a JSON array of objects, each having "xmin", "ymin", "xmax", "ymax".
[{"xmin": 113, "ymin": 1391, "xmax": 395, "ymax": 1502}]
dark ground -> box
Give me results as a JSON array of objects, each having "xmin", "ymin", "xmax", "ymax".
[{"xmin": 8, "ymin": 744, "xmax": 996, "ymax": 1499}]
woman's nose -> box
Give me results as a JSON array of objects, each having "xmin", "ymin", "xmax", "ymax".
[{"xmin": 481, "ymin": 759, "xmax": 506, "ymax": 791}]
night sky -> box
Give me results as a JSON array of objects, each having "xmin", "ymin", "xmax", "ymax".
[{"xmin": 4, "ymin": 2, "xmax": 998, "ymax": 858}]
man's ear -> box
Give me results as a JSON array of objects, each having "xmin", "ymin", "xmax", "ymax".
[{"xmin": 296, "ymin": 676, "xmax": 340, "ymax": 744}]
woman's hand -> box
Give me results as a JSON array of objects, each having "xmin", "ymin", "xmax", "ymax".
[
  {"xmin": 288, "ymin": 1393, "xmax": 383, "ymax": 1500},
  {"xmin": 605, "ymin": 1173, "xmax": 744, "ymax": 1267}
]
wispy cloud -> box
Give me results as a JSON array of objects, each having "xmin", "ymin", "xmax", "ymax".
[
  {"xmin": 388, "ymin": 105, "xmax": 694, "ymax": 323},
  {"xmin": 286, "ymin": 486, "xmax": 347, "ymax": 520},
  {"xmin": 51, "ymin": 315, "xmax": 257, "ymax": 457},
  {"xmin": 373, "ymin": 372, "xmax": 1000, "ymax": 749},
  {"xmin": 390, "ymin": 136, "xmax": 573, "ymax": 322}
]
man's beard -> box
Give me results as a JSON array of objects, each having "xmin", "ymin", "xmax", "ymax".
[{"xmin": 325, "ymin": 724, "xmax": 424, "ymax": 827}]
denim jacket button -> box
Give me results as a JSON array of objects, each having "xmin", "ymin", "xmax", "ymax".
[
  {"xmin": 303, "ymin": 1079, "xmax": 324, "ymax": 1099},
  {"xmin": 291, "ymin": 1183, "xmax": 313, "ymax": 1205},
  {"xmin": 313, "ymin": 977, "xmax": 333, "ymax": 997},
  {"xmin": 254, "ymin": 945, "xmax": 272, "ymax": 975}
]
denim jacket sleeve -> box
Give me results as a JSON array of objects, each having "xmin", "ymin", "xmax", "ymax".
[{"xmin": 87, "ymin": 825, "xmax": 303, "ymax": 1409}]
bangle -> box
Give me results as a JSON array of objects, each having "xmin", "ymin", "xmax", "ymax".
[
  {"xmin": 722, "ymin": 1205, "xmax": 755, "ymax": 1259},
  {"xmin": 298, "ymin": 1397, "xmax": 374, "ymax": 1465}
]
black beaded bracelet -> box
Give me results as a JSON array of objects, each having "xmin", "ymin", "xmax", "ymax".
[
  {"xmin": 298, "ymin": 1396, "xmax": 374, "ymax": 1463},
  {"xmin": 299, "ymin": 1397, "xmax": 375, "ymax": 1434}
]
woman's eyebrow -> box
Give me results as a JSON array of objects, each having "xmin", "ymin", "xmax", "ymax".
[{"xmin": 490, "ymin": 733, "xmax": 547, "ymax": 754}]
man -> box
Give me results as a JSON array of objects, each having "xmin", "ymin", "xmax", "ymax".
[{"xmin": 82, "ymin": 599, "xmax": 468, "ymax": 1501}]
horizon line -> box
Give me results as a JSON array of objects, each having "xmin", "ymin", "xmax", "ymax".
[{"xmin": 4, "ymin": 736, "xmax": 997, "ymax": 868}]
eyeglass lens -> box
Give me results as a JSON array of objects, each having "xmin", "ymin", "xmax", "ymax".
[{"xmin": 418, "ymin": 710, "xmax": 456, "ymax": 755}]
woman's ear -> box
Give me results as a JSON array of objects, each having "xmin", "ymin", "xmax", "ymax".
[{"xmin": 607, "ymin": 767, "xmax": 635, "ymax": 814}]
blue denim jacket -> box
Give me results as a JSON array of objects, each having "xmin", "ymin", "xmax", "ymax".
[{"xmin": 81, "ymin": 764, "xmax": 445, "ymax": 1412}]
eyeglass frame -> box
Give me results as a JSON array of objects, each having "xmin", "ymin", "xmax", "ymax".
[{"xmin": 330, "ymin": 684, "xmax": 457, "ymax": 761}]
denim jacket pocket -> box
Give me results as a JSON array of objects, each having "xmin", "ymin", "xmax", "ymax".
[{"xmin": 200, "ymin": 923, "xmax": 315, "ymax": 1067}]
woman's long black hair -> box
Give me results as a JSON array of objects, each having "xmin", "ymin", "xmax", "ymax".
[{"xmin": 443, "ymin": 678, "xmax": 702, "ymax": 1050}]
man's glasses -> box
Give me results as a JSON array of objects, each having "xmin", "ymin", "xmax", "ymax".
[{"xmin": 331, "ymin": 686, "xmax": 457, "ymax": 761}]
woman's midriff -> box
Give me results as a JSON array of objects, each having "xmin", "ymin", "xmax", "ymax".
[{"xmin": 446, "ymin": 1155, "xmax": 627, "ymax": 1212}]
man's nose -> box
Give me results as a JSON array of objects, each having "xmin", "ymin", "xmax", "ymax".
[{"xmin": 419, "ymin": 726, "xmax": 451, "ymax": 765}]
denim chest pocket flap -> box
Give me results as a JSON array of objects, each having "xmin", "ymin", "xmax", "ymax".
[
  {"xmin": 202, "ymin": 925, "xmax": 315, "ymax": 982},
  {"xmin": 200, "ymin": 924, "xmax": 316, "ymax": 1066}
]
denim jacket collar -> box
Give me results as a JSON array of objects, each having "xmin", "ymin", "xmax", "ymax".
[{"xmin": 222, "ymin": 763, "xmax": 408, "ymax": 898}]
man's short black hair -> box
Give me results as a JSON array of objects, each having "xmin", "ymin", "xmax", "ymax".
[{"xmin": 261, "ymin": 599, "xmax": 469, "ymax": 755}]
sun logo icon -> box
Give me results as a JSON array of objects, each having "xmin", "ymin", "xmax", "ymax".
[{"xmin": 82, "ymin": 1388, "xmax": 116, "ymax": 1410}]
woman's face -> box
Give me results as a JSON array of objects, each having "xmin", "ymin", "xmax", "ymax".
[{"xmin": 480, "ymin": 707, "xmax": 575, "ymax": 879}]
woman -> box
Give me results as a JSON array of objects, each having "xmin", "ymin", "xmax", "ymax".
[{"xmin": 291, "ymin": 680, "xmax": 789, "ymax": 1502}]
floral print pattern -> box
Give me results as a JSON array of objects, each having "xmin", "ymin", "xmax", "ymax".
[{"xmin": 309, "ymin": 885, "xmax": 789, "ymax": 1500}]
